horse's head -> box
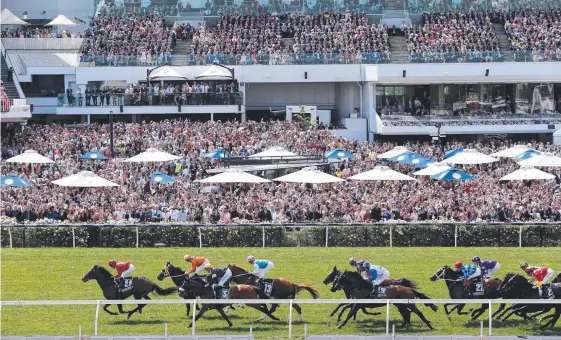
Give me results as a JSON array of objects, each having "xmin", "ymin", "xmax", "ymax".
[
  {"xmin": 181, "ymin": 276, "xmax": 206, "ymax": 294},
  {"xmin": 323, "ymin": 266, "xmax": 340, "ymax": 285},
  {"xmin": 500, "ymin": 273, "xmax": 533, "ymax": 295},
  {"xmin": 82, "ymin": 265, "xmax": 105, "ymax": 282},
  {"xmin": 157, "ymin": 262, "xmax": 172, "ymax": 281},
  {"xmin": 430, "ymin": 265, "xmax": 457, "ymax": 282},
  {"xmin": 330, "ymin": 272, "xmax": 343, "ymax": 293}
]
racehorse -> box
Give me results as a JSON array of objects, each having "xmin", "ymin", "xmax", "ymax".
[
  {"xmin": 333, "ymin": 270, "xmax": 438, "ymax": 330},
  {"xmin": 227, "ymin": 264, "xmax": 320, "ymax": 321},
  {"xmin": 82, "ymin": 265, "xmax": 176, "ymax": 319},
  {"xmin": 156, "ymin": 262, "xmax": 199, "ymax": 317},
  {"xmin": 180, "ymin": 277, "xmax": 279, "ymax": 327},
  {"xmin": 430, "ymin": 265, "xmax": 501, "ymax": 321}
]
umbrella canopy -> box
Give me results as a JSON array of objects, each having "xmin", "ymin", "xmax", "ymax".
[
  {"xmin": 389, "ymin": 152, "xmax": 432, "ymax": 166},
  {"xmin": 199, "ymin": 185, "xmax": 223, "ymax": 194},
  {"xmin": 80, "ymin": 151, "xmax": 108, "ymax": 160},
  {"xmin": 195, "ymin": 65, "xmax": 233, "ymax": 80},
  {"xmin": 499, "ymin": 167, "xmax": 555, "ymax": 181},
  {"xmin": 348, "ymin": 166, "xmax": 416, "ymax": 181},
  {"xmin": 413, "ymin": 163, "xmax": 452, "ymax": 176},
  {"xmin": 444, "ymin": 148, "xmax": 464, "ymax": 159},
  {"xmin": 197, "ymin": 169, "xmax": 271, "ymax": 184},
  {"xmin": 514, "ymin": 149, "xmax": 541, "ymax": 161},
  {"xmin": 273, "ymin": 167, "xmax": 344, "ymax": 184},
  {"xmin": 413, "ymin": 158, "xmax": 435, "ymax": 169},
  {"xmin": 149, "ymin": 66, "xmax": 187, "ymax": 80},
  {"xmin": 45, "ymin": 15, "xmax": 76, "ymax": 26},
  {"xmin": 52, "ymin": 171, "xmax": 119, "ymax": 187},
  {"xmin": 491, "ymin": 145, "xmax": 532, "ymax": 158},
  {"xmin": 1, "ymin": 174, "xmax": 33, "ymax": 187},
  {"xmin": 518, "ymin": 153, "xmax": 561, "ymax": 168},
  {"xmin": 376, "ymin": 146, "xmax": 409, "ymax": 159},
  {"xmin": 150, "ymin": 171, "xmax": 176, "ymax": 183},
  {"xmin": 443, "ymin": 149, "xmax": 498, "ymax": 165},
  {"xmin": 203, "ymin": 150, "xmax": 230, "ymax": 159},
  {"xmin": 6, "ymin": 150, "xmax": 55, "ymax": 164},
  {"xmin": 1, "ymin": 9, "xmax": 29, "ymax": 25},
  {"xmin": 432, "ymin": 168, "xmax": 474, "ymax": 181},
  {"xmin": 249, "ymin": 147, "xmax": 299, "ymax": 158},
  {"xmin": 123, "ymin": 148, "xmax": 181, "ymax": 163},
  {"xmin": 325, "ymin": 149, "xmax": 356, "ymax": 159}
]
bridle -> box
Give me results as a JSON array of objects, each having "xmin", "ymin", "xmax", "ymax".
[{"xmin": 433, "ymin": 267, "xmax": 463, "ymax": 282}]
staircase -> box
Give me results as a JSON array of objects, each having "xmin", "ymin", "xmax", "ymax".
[
  {"xmin": 389, "ymin": 35, "xmax": 409, "ymax": 63},
  {"xmin": 1, "ymin": 53, "xmax": 20, "ymax": 98},
  {"xmin": 493, "ymin": 23, "xmax": 514, "ymax": 62},
  {"xmin": 171, "ymin": 39, "xmax": 193, "ymax": 66}
]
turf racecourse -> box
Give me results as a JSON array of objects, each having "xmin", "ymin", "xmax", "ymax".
[{"xmin": 2, "ymin": 247, "xmax": 560, "ymax": 339}]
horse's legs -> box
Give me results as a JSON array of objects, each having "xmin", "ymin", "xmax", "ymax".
[
  {"xmin": 185, "ymin": 302, "xmax": 191, "ymax": 317},
  {"xmin": 292, "ymin": 303, "xmax": 303, "ymax": 322},
  {"xmin": 117, "ymin": 304, "xmax": 132, "ymax": 314},
  {"xmin": 330, "ymin": 303, "xmax": 346, "ymax": 317},
  {"xmin": 126, "ymin": 294, "xmax": 147, "ymax": 319},
  {"xmin": 456, "ymin": 304, "xmax": 469, "ymax": 315},
  {"xmin": 337, "ymin": 304, "xmax": 352, "ymax": 323},
  {"xmin": 494, "ymin": 303, "xmax": 506, "ymax": 319},
  {"xmin": 470, "ymin": 304, "xmax": 488, "ymax": 321},
  {"xmin": 395, "ymin": 305, "xmax": 411, "ymax": 328},
  {"xmin": 408, "ymin": 304, "xmax": 433, "ymax": 330},
  {"xmin": 530, "ymin": 307, "xmax": 552, "ymax": 320},
  {"xmin": 337, "ymin": 304, "xmax": 359, "ymax": 329},
  {"xmin": 248, "ymin": 304, "xmax": 280, "ymax": 321},
  {"xmin": 215, "ymin": 307, "xmax": 233, "ymax": 327},
  {"xmin": 443, "ymin": 303, "xmax": 456, "ymax": 321},
  {"xmin": 188, "ymin": 305, "xmax": 209, "ymax": 327},
  {"xmin": 361, "ymin": 306, "xmax": 382, "ymax": 317},
  {"xmin": 103, "ymin": 304, "xmax": 119, "ymax": 316},
  {"xmin": 541, "ymin": 307, "xmax": 561, "ymax": 328}
]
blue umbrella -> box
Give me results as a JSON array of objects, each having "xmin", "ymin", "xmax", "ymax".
[
  {"xmin": 325, "ymin": 149, "xmax": 356, "ymax": 159},
  {"xmin": 390, "ymin": 152, "xmax": 432, "ymax": 166},
  {"xmin": 1, "ymin": 174, "xmax": 33, "ymax": 187},
  {"xmin": 432, "ymin": 168, "xmax": 474, "ymax": 181},
  {"xmin": 414, "ymin": 159, "xmax": 436, "ymax": 169},
  {"xmin": 80, "ymin": 151, "xmax": 108, "ymax": 160},
  {"xmin": 150, "ymin": 171, "xmax": 176, "ymax": 184},
  {"xmin": 204, "ymin": 150, "xmax": 230, "ymax": 159},
  {"xmin": 514, "ymin": 149, "xmax": 541, "ymax": 161},
  {"xmin": 444, "ymin": 148, "xmax": 464, "ymax": 159}
]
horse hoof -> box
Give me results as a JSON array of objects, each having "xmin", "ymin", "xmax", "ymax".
[
  {"xmin": 446, "ymin": 314, "xmax": 452, "ymax": 322},
  {"xmin": 127, "ymin": 313, "xmax": 134, "ymax": 319}
]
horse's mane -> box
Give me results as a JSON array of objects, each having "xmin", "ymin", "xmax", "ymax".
[
  {"xmin": 96, "ymin": 266, "xmax": 113, "ymax": 277},
  {"xmin": 228, "ymin": 264, "xmax": 247, "ymax": 272},
  {"xmin": 167, "ymin": 262, "xmax": 185, "ymax": 272}
]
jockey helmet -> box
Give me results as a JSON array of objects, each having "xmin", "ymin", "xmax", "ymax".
[
  {"xmin": 472, "ymin": 256, "xmax": 480, "ymax": 263},
  {"xmin": 363, "ymin": 261, "xmax": 371, "ymax": 269},
  {"xmin": 519, "ymin": 261, "xmax": 528, "ymax": 269},
  {"xmin": 246, "ymin": 255, "xmax": 255, "ymax": 263},
  {"xmin": 524, "ymin": 267, "xmax": 533, "ymax": 274},
  {"xmin": 184, "ymin": 255, "xmax": 193, "ymax": 262},
  {"xmin": 204, "ymin": 263, "xmax": 212, "ymax": 271},
  {"xmin": 348, "ymin": 257, "xmax": 356, "ymax": 266},
  {"xmin": 454, "ymin": 261, "xmax": 463, "ymax": 268},
  {"xmin": 108, "ymin": 260, "xmax": 117, "ymax": 267}
]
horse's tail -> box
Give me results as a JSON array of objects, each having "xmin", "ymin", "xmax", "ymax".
[
  {"xmin": 412, "ymin": 289, "xmax": 438, "ymax": 312},
  {"xmin": 154, "ymin": 284, "xmax": 177, "ymax": 296},
  {"xmin": 396, "ymin": 278, "xmax": 417, "ymax": 289},
  {"xmin": 294, "ymin": 283, "xmax": 319, "ymax": 299}
]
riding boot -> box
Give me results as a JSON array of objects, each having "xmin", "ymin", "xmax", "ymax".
[
  {"xmin": 256, "ymin": 278, "xmax": 264, "ymax": 288},
  {"xmin": 371, "ymin": 285, "xmax": 378, "ymax": 297}
]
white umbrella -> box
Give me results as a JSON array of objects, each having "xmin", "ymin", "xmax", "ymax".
[
  {"xmin": 45, "ymin": 15, "xmax": 76, "ymax": 26},
  {"xmin": 348, "ymin": 166, "xmax": 416, "ymax": 181},
  {"xmin": 443, "ymin": 149, "xmax": 498, "ymax": 165},
  {"xmin": 491, "ymin": 144, "xmax": 532, "ymax": 158},
  {"xmin": 123, "ymin": 148, "xmax": 181, "ymax": 163},
  {"xmin": 5, "ymin": 150, "xmax": 54, "ymax": 164},
  {"xmin": 1, "ymin": 9, "xmax": 29, "ymax": 25},
  {"xmin": 196, "ymin": 169, "xmax": 271, "ymax": 184},
  {"xmin": 273, "ymin": 167, "xmax": 344, "ymax": 184},
  {"xmin": 376, "ymin": 146, "xmax": 409, "ymax": 159},
  {"xmin": 518, "ymin": 153, "xmax": 561, "ymax": 168},
  {"xmin": 499, "ymin": 167, "xmax": 555, "ymax": 181},
  {"xmin": 249, "ymin": 147, "xmax": 300, "ymax": 158},
  {"xmin": 412, "ymin": 163, "xmax": 452, "ymax": 176},
  {"xmin": 195, "ymin": 65, "xmax": 233, "ymax": 80},
  {"xmin": 149, "ymin": 66, "xmax": 187, "ymax": 80},
  {"xmin": 52, "ymin": 171, "xmax": 119, "ymax": 187}
]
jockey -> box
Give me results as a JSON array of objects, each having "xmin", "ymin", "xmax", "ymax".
[
  {"xmin": 472, "ymin": 256, "xmax": 501, "ymax": 278},
  {"xmin": 108, "ymin": 260, "xmax": 135, "ymax": 287},
  {"xmin": 523, "ymin": 266, "xmax": 555, "ymax": 298},
  {"xmin": 454, "ymin": 261, "xmax": 481, "ymax": 288},
  {"xmin": 184, "ymin": 255, "xmax": 210, "ymax": 276},
  {"xmin": 349, "ymin": 257, "xmax": 367, "ymax": 277},
  {"xmin": 362, "ymin": 261, "xmax": 390, "ymax": 285},
  {"xmin": 519, "ymin": 261, "xmax": 539, "ymax": 271},
  {"xmin": 246, "ymin": 255, "xmax": 274, "ymax": 286},
  {"xmin": 204, "ymin": 263, "xmax": 232, "ymax": 297}
]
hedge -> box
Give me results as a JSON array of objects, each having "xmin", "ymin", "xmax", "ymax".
[{"xmin": 1, "ymin": 225, "xmax": 561, "ymax": 248}]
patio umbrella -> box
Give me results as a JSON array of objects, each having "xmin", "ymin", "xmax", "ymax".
[
  {"xmin": 6, "ymin": 150, "xmax": 54, "ymax": 164},
  {"xmin": 150, "ymin": 171, "xmax": 176, "ymax": 183},
  {"xmin": 491, "ymin": 144, "xmax": 532, "ymax": 158},
  {"xmin": 513, "ymin": 149, "xmax": 541, "ymax": 161},
  {"xmin": 123, "ymin": 148, "xmax": 181, "ymax": 163},
  {"xmin": 518, "ymin": 153, "xmax": 561, "ymax": 168},
  {"xmin": 273, "ymin": 167, "xmax": 343, "ymax": 184},
  {"xmin": 1, "ymin": 9, "xmax": 29, "ymax": 25},
  {"xmin": 376, "ymin": 146, "xmax": 409, "ymax": 159},
  {"xmin": 199, "ymin": 185, "xmax": 223, "ymax": 194},
  {"xmin": 1, "ymin": 174, "xmax": 32, "ymax": 187},
  {"xmin": 203, "ymin": 150, "xmax": 230, "ymax": 159},
  {"xmin": 348, "ymin": 166, "xmax": 416, "ymax": 181},
  {"xmin": 52, "ymin": 171, "xmax": 119, "ymax": 187},
  {"xmin": 499, "ymin": 167, "xmax": 555, "ymax": 181},
  {"xmin": 432, "ymin": 168, "xmax": 474, "ymax": 181},
  {"xmin": 325, "ymin": 149, "xmax": 356, "ymax": 159},
  {"xmin": 444, "ymin": 148, "xmax": 464, "ymax": 159},
  {"xmin": 148, "ymin": 66, "xmax": 187, "ymax": 80},
  {"xmin": 45, "ymin": 15, "xmax": 76, "ymax": 26},
  {"xmin": 195, "ymin": 65, "xmax": 233, "ymax": 80},
  {"xmin": 443, "ymin": 149, "xmax": 498, "ymax": 165},
  {"xmin": 413, "ymin": 158, "xmax": 435, "ymax": 169},
  {"xmin": 413, "ymin": 163, "xmax": 452, "ymax": 176},
  {"xmin": 249, "ymin": 147, "xmax": 300, "ymax": 158},
  {"xmin": 80, "ymin": 151, "xmax": 108, "ymax": 160},
  {"xmin": 197, "ymin": 169, "xmax": 271, "ymax": 184},
  {"xmin": 389, "ymin": 152, "xmax": 433, "ymax": 166}
]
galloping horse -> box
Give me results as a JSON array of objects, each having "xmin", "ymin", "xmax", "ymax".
[
  {"xmin": 82, "ymin": 265, "xmax": 176, "ymax": 319},
  {"xmin": 180, "ymin": 277, "xmax": 279, "ymax": 327},
  {"xmin": 227, "ymin": 264, "xmax": 319, "ymax": 321},
  {"xmin": 333, "ymin": 270, "xmax": 438, "ymax": 330},
  {"xmin": 156, "ymin": 262, "xmax": 199, "ymax": 316},
  {"xmin": 430, "ymin": 265, "xmax": 501, "ymax": 321}
]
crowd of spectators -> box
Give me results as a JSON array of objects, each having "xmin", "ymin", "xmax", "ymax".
[
  {"xmin": 2, "ymin": 120, "xmax": 561, "ymax": 224},
  {"xmin": 382, "ymin": 116, "xmax": 561, "ymax": 126},
  {"xmin": 1, "ymin": 28, "xmax": 81, "ymax": 39}
]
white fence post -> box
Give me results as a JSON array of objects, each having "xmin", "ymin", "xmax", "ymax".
[
  {"xmin": 198, "ymin": 227, "xmax": 203, "ymax": 248},
  {"xmin": 288, "ymin": 299, "xmax": 293, "ymax": 339},
  {"xmin": 164, "ymin": 322, "xmax": 168, "ymax": 340},
  {"xmin": 389, "ymin": 226, "xmax": 393, "ymax": 248},
  {"xmin": 192, "ymin": 300, "xmax": 197, "ymax": 335},
  {"xmin": 488, "ymin": 300, "xmax": 492, "ymax": 336},
  {"xmin": 94, "ymin": 300, "xmax": 101, "ymax": 336},
  {"xmin": 454, "ymin": 225, "xmax": 458, "ymax": 247},
  {"xmin": 8, "ymin": 227, "xmax": 13, "ymax": 248},
  {"xmin": 385, "ymin": 300, "xmax": 390, "ymax": 335},
  {"xmin": 480, "ymin": 320, "xmax": 483, "ymax": 340},
  {"xmin": 325, "ymin": 226, "xmax": 329, "ymax": 247},
  {"xmin": 78, "ymin": 324, "xmax": 82, "ymax": 340},
  {"xmin": 392, "ymin": 323, "xmax": 395, "ymax": 340},
  {"xmin": 135, "ymin": 227, "xmax": 139, "ymax": 248},
  {"xmin": 519, "ymin": 226, "xmax": 522, "ymax": 248},
  {"xmin": 72, "ymin": 227, "xmax": 76, "ymax": 248},
  {"xmin": 262, "ymin": 225, "xmax": 265, "ymax": 248}
]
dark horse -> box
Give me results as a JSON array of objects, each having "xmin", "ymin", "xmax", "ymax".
[
  {"xmin": 430, "ymin": 265, "xmax": 501, "ymax": 321},
  {"xmin": 180, "ymin": 277, "xmax": 280, "ymax": 327},
  {"xmin": 156, "ymin": 262, "xmax": 200, "ymax": 317},
  {"xmin": 82, "ymin": 265, "xmax": 176, "ymax": 318},
  {"xmin": 227, "ymin": 264, "xmax": 319, "ymax": 321},
  {"xmin": 333, "ymin": 270, "xmax": 438, "ymax": 330}
]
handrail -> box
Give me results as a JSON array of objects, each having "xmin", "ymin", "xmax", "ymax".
[
  {"xmin": 0, "ymin": 40, "xmax": 25, "ymax": 98},
  {"xmin": 2, "ymin": 222, "xmax": 560, "ymax": 227}
]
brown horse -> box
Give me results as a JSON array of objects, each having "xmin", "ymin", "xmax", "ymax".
[{"xmin": 227, "ymin": 264, "xmax": 320, "ymax": 321}]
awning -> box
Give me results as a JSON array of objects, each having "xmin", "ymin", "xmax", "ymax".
[
  {"xmin": 45, "ymin": 15, "xmax": 76, "ymax": 26},
  {"xmin": 149, "ymin": 66, "xmax": 187, "ymax": 80},
  {"xmin": 1, "ymin": 9, "xmax": 29, "ymax": 25},
  {"xmin": 195, "ymin": 64, "xmax": 233, "ymax": 80}
]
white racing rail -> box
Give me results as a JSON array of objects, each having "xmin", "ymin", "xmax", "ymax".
[{"xmin": 2, "ymin": 299, "xmax": 560, "ymax": 338}]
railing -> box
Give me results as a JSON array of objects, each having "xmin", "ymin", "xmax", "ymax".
[
  {"xmin": 56, "ymin": 92, "xmax": 243, "ymax": 107},
  {"xmin": 1, "ymin": 299, "xmax": 559, "ymax": 338},
  {"xmin": 1, "ymin": 97, "xmax": 13, "ymax": 112},
  {"xmin": 1, "ymin": 38, "xmax": 84, "ymax": 50}
]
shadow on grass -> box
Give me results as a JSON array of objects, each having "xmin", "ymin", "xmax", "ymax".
[{"xmin": 111, "ymin": 319, "xmax": 168, "ymax": 325}]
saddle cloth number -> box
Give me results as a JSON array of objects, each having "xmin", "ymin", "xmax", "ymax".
[
  {"xmin": 377, "ymin": 287, "xmax": 386, "ymax": 297},
  {"xmin": 264, "ymin": 283, "xmax": 273, "ymax": 296},
  {"xmin": 221, "ymin": 289, "xmax": 229, "ymax": 299},
  {"xmin": 475, "ymin": 282, "xmax": 483, "ymax": 293},
  {"xmin": 121, "ymin": 278, "xmax": 133, "ymax": 291}
]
